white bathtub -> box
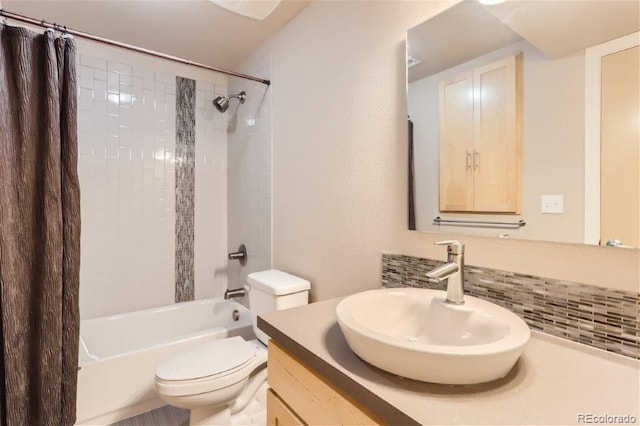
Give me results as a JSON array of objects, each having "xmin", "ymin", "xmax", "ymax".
[{"xmin": 75, "ymin": 298, "xmax": 254, "ymax": 425}]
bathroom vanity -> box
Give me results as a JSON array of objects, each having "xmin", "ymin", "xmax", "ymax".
[{"xmin": 259, "ymin": 298, "xmax": 640, "ymax": 425}]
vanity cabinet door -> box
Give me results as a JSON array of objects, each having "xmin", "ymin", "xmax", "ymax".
[
  {"xmin": 438, "ymin": 54, "xmax": 522, "ymax": 213},
  {"xmin": 267, "ymin": 389, "xmax": 304, "ymax": 426},
  {"xmin": 267, "ymin": 341, "xmax": 379, "ymax": 425}
]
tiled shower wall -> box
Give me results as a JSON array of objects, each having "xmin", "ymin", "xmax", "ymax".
[
  {"xmin": 227, "ymin": 54, "xmax": 273, "ymax": 292},
  {"xmin": 194, "ymin": 82, "xmax": 228, "ymax": 306},
  {"xmin": 382, "ymin": 254, "xmax": 640, "ymax": 359},
  {"xmin": 77, "ymin": 53, "xmax": 228, "ymax": 319}
]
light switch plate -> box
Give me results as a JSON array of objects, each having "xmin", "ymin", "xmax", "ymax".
[{"xmin": 541, "ymin": 195, "xmax": 564, "ymax": 214}]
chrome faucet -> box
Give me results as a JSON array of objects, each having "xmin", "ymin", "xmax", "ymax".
[{"xmin": 425, "ymin": 240, "xmax": 465, "ymax": 305}]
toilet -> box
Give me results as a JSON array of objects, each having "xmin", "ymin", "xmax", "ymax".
[{"xmin": 154, "ymin": 270, "xmax": 310, "ymax": 425}]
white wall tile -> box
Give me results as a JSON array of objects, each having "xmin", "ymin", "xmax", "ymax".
[
  {"xmin": 226, "ymin": 59, "xmax": 272, "ymax": 295},
  {"xmin": 107, "ymin": 71, "xmax": 119, "ymax": 92},
  {"xmin": 94, "ymin": 68, "xmax": 107, "ymax": 82},
  {"xmin": 155, "ymin": 71, "xmax": 174, "ymax": 84},
  {"xmin": 79, "ymin": 88, "xmax": 94, "ymax": 111},
  {"xmin": 78, "ymin": 51, "xmax": 227, "ymax": 319},
  {"xmin": 108, "ymin": 60, "xmax": 132, "ymax": 75},
  {"xmin": 78, "ymin": 110, "xmax": 94, "ymax": 134},
  {"xmin": 133, "ymin": 66, "xmax": 154, "ymax": 80},
  {"xmin": 80, "ymin": 54, "xmax": 107, "ymax": 70},
  {"xmin": 120, "ymin": 74, "xmax": 132, "ymax": 87},
  {"xmin": 194, "ymin": 81, "xmax": 227, "ymax": 301},
  {"xmin": 78, "ymin": 132, "xmax": 93, "ymax": 157},
  {"xmin": 131, "ymin": 77, "xmax": 144, "ymax": 97},
  {"xmin": 79, "ymin": 66, "xmax": 94, "ymax": 90},
  {"xmin": 107, "ymin": 115, "xmax": 120, "ymax": 138},
  {"xmin": 94, "ymin": 80, "xmax": 107, "ymax": 104}
]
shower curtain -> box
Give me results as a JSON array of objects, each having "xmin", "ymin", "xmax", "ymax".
[{"xmin": 0, "ymin": 25, "xmax": 80, "ymax": 426}]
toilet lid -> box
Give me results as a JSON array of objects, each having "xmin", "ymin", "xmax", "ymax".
[{"xmin": 156, "ymin": 336, "xmax": 256, "ymax": 381}]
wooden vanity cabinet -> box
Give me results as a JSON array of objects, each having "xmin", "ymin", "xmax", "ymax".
[
  {"xmin": 439, "ymin": 53, "xmax": 522, "ymax": 213},
  {"xmin": 266, "ymin": 341, "xmax": 381, "ymax": 426}
]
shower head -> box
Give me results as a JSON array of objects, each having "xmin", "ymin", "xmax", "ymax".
[{"xmin": 213, "ymin": 91, "xmax": 246, "ymax": 113}]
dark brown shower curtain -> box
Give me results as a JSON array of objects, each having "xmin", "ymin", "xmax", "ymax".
[{"xmin": 0, "ymin": 25, "xmax": 80, "ymax": 426}]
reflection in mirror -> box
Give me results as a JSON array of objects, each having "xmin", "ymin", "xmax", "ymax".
[{"xmin": 407, "ymin": 0, "xmax": 639, "ymax": 248}]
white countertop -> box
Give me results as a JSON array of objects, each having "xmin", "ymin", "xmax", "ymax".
[{"xmin": 259, "ymin": 297, "xmax": 640, "ymax": 425}]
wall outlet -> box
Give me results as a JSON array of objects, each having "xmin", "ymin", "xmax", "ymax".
[{"xmin": 541, "ymin": 195, "xmax": 564, "ymax": 214}]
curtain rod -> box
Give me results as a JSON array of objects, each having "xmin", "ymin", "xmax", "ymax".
[{"xmin": 0, "ymin": 8, "xmax": 271, "ymax": 86}]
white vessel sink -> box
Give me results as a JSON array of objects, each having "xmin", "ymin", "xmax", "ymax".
[{"xmin": 336, "ymin": 288, "xmax": 530, "ymax": 385}]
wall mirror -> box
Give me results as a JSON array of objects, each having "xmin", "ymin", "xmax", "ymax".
[{"xmin": 406, "ymin": 0, "xmax": 639, "ymax": 248}]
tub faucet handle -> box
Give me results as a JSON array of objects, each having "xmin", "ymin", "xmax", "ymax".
[{"xmin": 228, "ymin": 244, "xmax": 247, "ymax": 266}]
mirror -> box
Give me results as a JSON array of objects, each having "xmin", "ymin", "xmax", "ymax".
[{"xmin": 407, "ymin": 0, "xmax": 639, "ymax": 247}]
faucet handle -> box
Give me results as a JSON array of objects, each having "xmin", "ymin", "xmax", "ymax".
[
  {"xmin": 434, "ymin": 240, "xmax": 460, "ymax": 246},
  {"xmin": 434, "ymin": 240, "xmax": 465, "ymax": 254}
]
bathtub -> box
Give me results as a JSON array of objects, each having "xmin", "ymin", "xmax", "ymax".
[{"xmin": 75, "ymin": 298, "xmax": 254, "ymax": 425}]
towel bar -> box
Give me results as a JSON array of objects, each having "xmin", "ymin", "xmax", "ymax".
[{"xmin": 433, "ymin": 216, "xmax": 526, "ymax": 228}]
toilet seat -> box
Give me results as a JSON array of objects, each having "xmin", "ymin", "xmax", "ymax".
[{"xmin": 155, "ymin": 337, "xmax": 266, "ymax": 397}]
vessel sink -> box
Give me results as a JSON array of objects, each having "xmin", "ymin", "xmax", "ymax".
[{"xmin": 336, "ymin": 288, "xmax": 530, "ymax": 385}]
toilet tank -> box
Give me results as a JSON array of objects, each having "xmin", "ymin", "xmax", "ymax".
[{"xmin": 247, "ymin": 269, "xmax": 310, "ymax": 344}]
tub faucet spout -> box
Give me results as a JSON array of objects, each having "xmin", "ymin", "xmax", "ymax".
[
  {"xmin": 224, "ymin": 288, "xmax": 246, "ymax": 300},
  {"xmin": 425, "ymin": 240, "xmax": 465, "ymax": 305}
]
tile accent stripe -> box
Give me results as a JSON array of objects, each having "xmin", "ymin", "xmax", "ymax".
[
  {"xmin": 382, "ymin": 253, "xmax": 640, "ymax": 359},
  {"xmin": 175, "ymin": 77, "xmax": 196, "ymax": 303}
]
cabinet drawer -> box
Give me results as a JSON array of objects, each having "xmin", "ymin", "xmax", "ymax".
[{"xmin": 268, "ymin": 341, "xmax": 380, "ymax": 425}]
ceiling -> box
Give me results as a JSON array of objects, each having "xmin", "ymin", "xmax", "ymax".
[
  {"xmin": 408, "ymin": 0, "xmax": 640, "ymax": 83},
  {"xmin": 485, "ymin": 0, "xmax": 640, "ymax": 59},
  {"xmin": 407, "ymin": 0, "xmax": 522, "ymax": 83},
  {"xmin": 2, "ymin": 0, "xmax": 310, "ymax": 70}
]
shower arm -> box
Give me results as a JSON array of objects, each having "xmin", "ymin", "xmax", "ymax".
[{"xmin": 228, "ymin": 93, "xmax": 246, "ymax": 102}]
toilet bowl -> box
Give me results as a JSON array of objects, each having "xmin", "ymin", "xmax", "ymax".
[
  {"xmin": 156, "ymin": 338, "xmax": 267, "ymax": 425},
  {"xmin": 155, "ymin": 270, "xmax": 310, "ymax": 426}
]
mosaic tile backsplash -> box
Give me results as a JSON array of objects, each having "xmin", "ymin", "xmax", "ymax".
[{"xmin": 382, "ymin": 254, "xmax": 640, "ymax": 359}]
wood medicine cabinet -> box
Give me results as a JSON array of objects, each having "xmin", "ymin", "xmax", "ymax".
[{"xmin": 438, "ymin": 53, "xmax": 522, "ymax": 213}]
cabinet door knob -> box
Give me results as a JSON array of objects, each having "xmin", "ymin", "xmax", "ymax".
[
  {"xmin": 474, "ymin": 151, "xmax": 479, "ymax": 170},
  {"xmin": 466, "ymin": 150, "xmax": 472, "ymax": 171}
]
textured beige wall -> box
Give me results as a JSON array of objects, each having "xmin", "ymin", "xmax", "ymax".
[{"xmin": 241, "ymin": 0, "xmax": 639, "ymax": 301}]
